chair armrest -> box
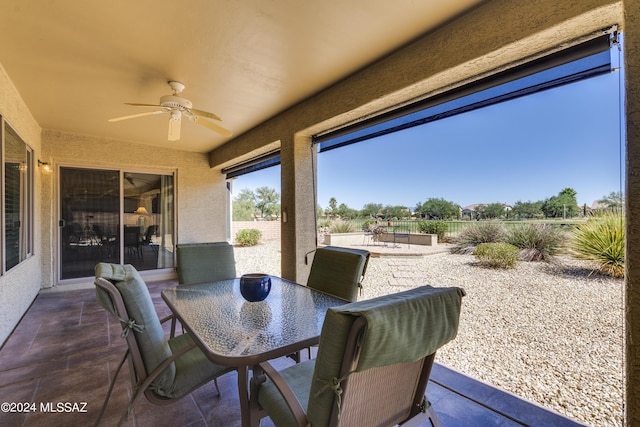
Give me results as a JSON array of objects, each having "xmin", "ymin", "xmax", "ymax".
[
  {"xmin": 159, "ymin": 313, "xmax": 175, "ymax": 324},
  {"xmin": 159, "ymin": 313, "xmax": 179, "ymax": 338},
  {"xmin": 255, "ymin": 361, "xmax": 309, "ymax": 427}
]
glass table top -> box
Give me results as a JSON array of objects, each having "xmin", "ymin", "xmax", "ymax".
[{"xmin": 161, "ymin": 277, "xmax": 347, "ymax": 365}]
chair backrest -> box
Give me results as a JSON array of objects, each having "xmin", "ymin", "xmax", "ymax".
[
  {"xmin": 94, "ymin": 263, "xmax": 176, "ymax": 395},
  {"xmin": 307, "ymin": 285, "xmax": 464, "ymax": 426},
  {"xmin": 175, "ymin": 242, "xmax": 236, "ymax": 285},
  {"xmin": 307, "ymin": 246, "xmax": 370, "ymax": 302}
]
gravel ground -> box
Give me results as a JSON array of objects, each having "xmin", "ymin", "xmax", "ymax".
[{"xmin": 234, "ymin": 241, "xmax": 624, "ymax": 427}]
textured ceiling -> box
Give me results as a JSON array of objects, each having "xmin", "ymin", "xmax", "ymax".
[{"xmin": 0, "ymin": 0, "xmax": 483, "ymax": 152}]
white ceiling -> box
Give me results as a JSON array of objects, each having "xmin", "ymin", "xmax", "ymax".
[{"xmin": 0, "ymin": 0, "xmax": 483, "ymax": 153}]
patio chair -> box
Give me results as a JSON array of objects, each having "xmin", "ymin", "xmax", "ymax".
[
  {"xmin": 93, "ymin": 262, "xmax": 234, "ymax": 426},
  {"xmin": 249, "ymin": 285, "xmax": 465, "ymax": 427},
  {"xmin": 307, "ymin": 246, "xmax": 370, "ymax": 302},
  {"xmin": 176, "ymin": 241, "xmax": 236, "ymax": 285},
  {"xmin": 299, "ymin": 246, "xmax": 371, "ymax": 361},
  {"xmin": 393, "ymin": 229, "xmax": 411, "ymax": 248}
]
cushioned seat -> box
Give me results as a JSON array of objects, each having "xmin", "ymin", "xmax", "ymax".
[
  {"xmin": 307, "ymin": 246, "xmax": 370, "ymax": 302},
  {"xmin": 93, "ymin": 262, "xmax": 233, "ymax": 424},
  {"xmin": 250, "ymin": 285, "xmax": 465, "ymax": 427}
]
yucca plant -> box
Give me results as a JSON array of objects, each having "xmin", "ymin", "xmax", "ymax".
[
  {"xmin": 506, "ymin": 223, "xmax": 565, "ymax": 261},
  {"xmin": 571, "ymin": 213, "xmax": 625, "ymax": 277}
]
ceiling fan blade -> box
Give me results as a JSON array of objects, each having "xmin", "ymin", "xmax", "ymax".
[
  {"xmin": 194, "ymin": 117, "xmax": 232, "ymax": 137},
  {"xmin": 168, "ymin": 114, "xmax": 181, "ymax": 141},
  {"xmin": 189, "ymin": 108, "xmax": 222, "ymax": 121},
  {"xmin": 108, "ymin": 110, "xmax": 166, "ymax": 122},
  {"xmin": 125, "ymin": 102, "xmax": 164, "ymax": 108}
]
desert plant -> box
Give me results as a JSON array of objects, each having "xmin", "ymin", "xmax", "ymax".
[
  {"xmin": 506, "ymin": 223, "xmax": 565, "ymax": 261},
  {"xmin": 417, "ymin": 220, "xmax": 448, "ymax": 241},
  {"xmin": 329, "ymin": 220, "xmax": 355, "ymax": 233},
  {"xmin": 473, "ymin": 242, "xmax": 520, "ymax": 269},
  {"xmin": 571, "ymin": 213, "xmax": 625, "ymax": 277},
  {"xmin": 452, "ymin": 221, "xmax": 506, "ymax": 254},
  {"xmin": 235, "ymin": 228, "xmax": 262, "ymax": 246},
  {"xmin": 318, "ymin": 219, "xmax": 332, "ymax": 229}
]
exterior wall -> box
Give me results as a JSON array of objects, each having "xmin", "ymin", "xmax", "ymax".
[
  {"xmin": 0, "ymin": 64, "xmax": 43, "ymax": 345},
  {"xmin": 40, "ymin": 130, "xmax": 229, "ymax": 285},
  {"xmin": 625, "ymin": 0, "xmax": 640, "ymax": 423}
]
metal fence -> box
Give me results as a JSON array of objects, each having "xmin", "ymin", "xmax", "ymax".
[{"xmin": 334, "ymin": 219, "xmax": 584, "ymax": 240}]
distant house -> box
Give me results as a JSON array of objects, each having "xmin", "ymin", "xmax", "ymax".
[{"xmin": 462, "ymin": 203, "xmax": 512, "ymax": 220}]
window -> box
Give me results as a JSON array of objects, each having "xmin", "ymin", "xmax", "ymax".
[{"xmin": 3, "ymin": 121, "xmax": 33, "ymax": 272}]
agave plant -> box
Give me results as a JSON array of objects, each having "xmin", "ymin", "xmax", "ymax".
[{"xmin": 571, "ymin": 213, "xmax": 625, "ymax": 277}]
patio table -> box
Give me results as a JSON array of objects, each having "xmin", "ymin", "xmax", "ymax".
[{"xmin": 161, "ymin": 276, "xmax": 346, "ymax": 427}]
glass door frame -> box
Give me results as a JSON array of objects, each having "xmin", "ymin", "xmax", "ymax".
[{"xmin": 56, "ymin": 163, "xmax": 178, "ymax": 285}]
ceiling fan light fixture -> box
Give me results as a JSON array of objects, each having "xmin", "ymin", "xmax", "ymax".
[
  {"xmin": 160, "ymin": 95, "xmax": 192, "ymax": 110},
  {"xmin": 107, "ymin": 80, "xmax": 232, "ymax": 140}
]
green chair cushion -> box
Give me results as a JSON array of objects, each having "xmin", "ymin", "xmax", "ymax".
[
  {"xmin": 166, "ymin": 333, "xmax": 229, "ymax": 398},
  {"xmin": 307, "ymin": 247, "xmax": 368, "ymax": 302},
  {"xmin": 338, "ymin": 286, "xmax": 464, "ymax": 371},
  {"xmin": 307, "ymin": 285, "xmax": 463, "ymax": 426},
  {"xmin": 176, "ymin": 242, "xmax": 236, "ymax": 285},
  {"xmin": 258, "ymin": 360, "xmax": 316, "ymax": 427},
  {"xmin": 95, "ymin": 263, "xmax": 176, "ymax": 392}
]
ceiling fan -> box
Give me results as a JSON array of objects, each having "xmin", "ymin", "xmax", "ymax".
[{"xmin": 108, "ymin": 81, "xmax": 232, "ymax": 141}]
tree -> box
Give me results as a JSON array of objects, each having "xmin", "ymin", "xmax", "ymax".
[
  {"xmin": 512, "ymin": 200, "xmax": 544, "ymax": 218},
  {"xmin": 255, "ymin": 186, "xmax": 280, "ymax": 219},
  {"xmin": 327, "ymin": 197, "xmax": 338, "ymax": 216},
  {"xmin": 542, "ymin": 188, "xmax": 580, "ymax": 218},
  {"xmin": 481, "ymin": 203, "xmax": 507, "ymax": 219},
  {"xmin": 597, "ymin": 191, "xmax": 625, "ymax": 210},
  {"xmin": 381, "ymin": 204, "xmax": 410, "ymax": 220},
  {"xmin": 361, "ymin": 203, "xmax": 382, "ymax": 218},
  {"xmin": 232, "ymin": 188, "xmax": 256, "ymax": 221},
  {"xmin": 337, "ymin": 203, "xmax": 358, "ymax": 219},
  {"xmin": 416, "ymin": 198, "xmax": 459, "ymax": 220}
]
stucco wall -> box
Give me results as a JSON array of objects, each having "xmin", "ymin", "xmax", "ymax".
[
  {"xmin": 625, "ymin": 0, "xmax": 640, "ymax": 423},
  {"xmin": 41, "ymin": 130, "xmax": 229, "ymax": 285},
  {"xmin": 0, "ymin": 63, "xmax": 43, "ymax": 345}
]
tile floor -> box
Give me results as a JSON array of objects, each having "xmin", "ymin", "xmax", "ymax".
[{"xmin": 0, "ymin": 280, "xmax": 586, "ymax": 427}]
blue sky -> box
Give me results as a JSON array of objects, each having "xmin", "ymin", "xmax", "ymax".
[{"xmin": 233, "ymin": 54, "xmax": 625, "ymax": 211}]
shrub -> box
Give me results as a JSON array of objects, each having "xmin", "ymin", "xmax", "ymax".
[
  {"xmin": 317, "ymin": 219, "xmax": 332, "ymax": 230},
  {"xmin": 571, "ymin": 213, "xmax": 625, "ymax": 277},
  {"xmin": 362, "ymin": 219, "xmax": 377, "ymax": 231},
  {"xmin": 417, "ymin": 220, "xmax": 448, "ymax": 241},
  {"xmin": 473, "ymin": 242, "xmax": 520, "ymax": 269},
  {"xmin": 329, "ymin": 220, "xmax": 354, "ymax": 233},
  {"xmin": 235, "ymin": 228, "xmax": 262, "ymax": 246},
  {"xmin": 452, "ymin": 221, "xmax": 506, "ymax": 254},
  {"xmin": 506, "ymin": 223, "xmax": 565, "ymax": 261}
]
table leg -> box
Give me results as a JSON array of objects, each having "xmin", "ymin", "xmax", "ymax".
[{"xmin": 238, "ymin": 366, "xmax": 251, "ymax": 427}]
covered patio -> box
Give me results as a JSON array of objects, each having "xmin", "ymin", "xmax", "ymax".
[{"xmin": 0, "ymin": 0, "xmax": 638, "ymax": 425}]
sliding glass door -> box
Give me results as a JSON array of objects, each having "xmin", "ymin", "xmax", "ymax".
[{"xmin": 59, "ymin": 167, "xmax": 174, "ymax": 280}]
